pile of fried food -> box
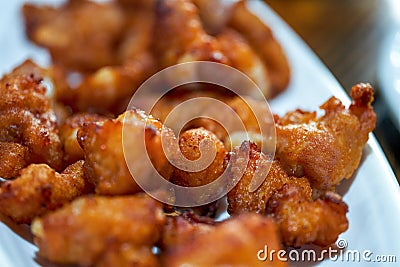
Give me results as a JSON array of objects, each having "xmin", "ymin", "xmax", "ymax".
[{"xmin": 0, "ymin": 0, "xmax": 376, "ymax": 266}]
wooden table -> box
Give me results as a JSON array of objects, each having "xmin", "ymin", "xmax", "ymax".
[{"xmin": 265, "ymin": 0, "xmax": 400, "ymax": 180}]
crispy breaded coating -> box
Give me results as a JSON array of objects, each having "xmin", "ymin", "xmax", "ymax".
[
  {"xmin": 0, "ymin": 161, "xmax": 91, "ymax": 224},
  {"xmin": 0, "ymin": 142, "xmax": 29, "ymax": 179},
  {"xmin": 77, "ymin": 114, "xmax": 139, "ymax": 195},
  {"xmin": 0, "ymin": 60, "xmax": 63, "ymax": 175},
  {"xmin": 32, "ymin": 194, "xmax": 165, "ymax": 266},
  {"xmin": 171, "ymin": 128, "xmax": 227, "ymax": 187},
  {"xmin": 275, "ymin": 83, "xmax": 376, "ymax": 191},
  {"xmin": 227, "ymin": 143, "xmax": 348, "ymax": 247},
  {"xmin": 160, "ymin": 212, "xmax": 215, "ymax": 249},
  {"xmin": 227, "ymin": 141, "xmax": 310, "ymax": 215},
  {"xmin": 23, "ymin": 0, "xmax": 125, "ymax": 71},
  {"xmin": 117, "ymin": 110, "xmax": 176, "ymax": 180},
  {"xmin": 154, "ymin": 0, "xmax": 229, "ymax": 67},
  {"xmin": 60, "ymin": 113, "xmax": 108, "ymax": 166},
  {"xmin": 162, "ymin": 213, "xmax": 286, "ymax": 267},
  {"xmin": 267, "ymin": 183, "xmax": 349, "ymax": 247},
  {"xmin": 78, "ymin": 109, "xmax": 175, "ymax": 195},
  {"xmin": 228, "ymin": 0, "xmax": 290, "ymax": 95}
]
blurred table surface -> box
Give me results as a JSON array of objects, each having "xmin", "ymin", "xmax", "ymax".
[{"xmin": 265, "ymin": 0, "xmax": 400, "ymax": 181}]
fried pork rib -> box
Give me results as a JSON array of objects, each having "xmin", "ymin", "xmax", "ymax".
[
  {"xmin": 162, "ymin": 213, "xmax": 287, "ymax": 267},
  {"xmin": 32, "ymin": 194, "xmax": 165, "ymax": 266},
  {"xmin": 0, "ymin": 161, "xmax": 91, "ymax": 224},
  {"xmin": 24, "ymin": 1, "xmax": 156, "ymax": 115},
  {"xmin": 154, "ymin": 0, "xmax": 229, "ymax": 66},
  {"xmin": 65, "ymin": 9, "xmax": 156, "ymax": 115},
  {"xmin": 23, "ymin": 0, "xmax": 290, "ymax": 117},
  {"xmin": 150, "ymin": 90, "xmax": 273, "ymax": 149},
  {"xmin": 217, "ymin": 29, "xmax": 272, "ymax": 97},
  {"xmin": 267, "ymin": 183, "xmax": 348, "ymax": 247},
  {"xmin": 275, "ymin": 83, "xmax": 376, "ymax": 192},
  {"xmin": 23, "ymin": 0, "xmax": 125, "ymax": 71},
  {"xmin": 0, "ymin": 61, "xmax": 63, "ymax": 178},
  {"xmin": 67, "ymin": 54, "xmax": 156, "ymax": 115},
  {"xmin": 171, "ymin": 128, "xmax": 227, "ymax": 187},
  {"xmin": 0, "ymin": 143, "xmax": 29, "ymax": 180},
  {"xmin": 77, "ymin": 109, "xmax": 175, "ymax": 195},
  {"xmin": 228, "ymin": 0, "xmax": 290, "ymax": 95},
  {"xmin": 227, "ymin": 142, "xmax": 310, "ymax": 215},
  {"xmin": 59, "ymin": 113, "xmax": 108, "ymax": 166},
  {"xmin": 192, "ymin": 0, "xmax": 291, "ymax": 96},
  {"xmin": 227, "ymin": 142, "xmax": 348, "ymax": 247},
  {"xmin": 154, "ymin": 0, "xmax": 288, "ymax": 98},
  {"xmin": 149, "ymin": 89, "xmax": 233, "ymax": 141},
  {"xmin": 160, "ymin": 212, "xmax": 215, "ymax": 249}
]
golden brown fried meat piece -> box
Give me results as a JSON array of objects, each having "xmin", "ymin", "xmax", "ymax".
[
  {"xmin": 162, "ymin": 213, "xmax": 287, "ymax": 267},
  {"xmin": 78, "ymin": 109, "xmax": 175, "ymax": 195},
  {"xmin": 0, "ymin": 60, "xmax": 63, "ymax": 176},
  {"xmin": 224, "ymin": 95, "xmax": 273, "ymax": 151},
  {"xmin": 226, "ymin": 96, "xmax": 266, "ymax": 132},
  {"xmin": 227, "ymin": 141, "xmax": 310, "ymax": 215},
  {"xmin": 0, "ymin": 161, "xmax": 92, "ymax": 224},
  {"xmin": 227, "ymin": 142, "xmax": 348, "ymax": 247},
  {"xmin": 32, "ymin": 194, "xmax": 165, "ymax": 266},
  {"xmin": 217, "ymin": 29, "xmax": 272, "ymax": 98},
  {"xmin": 171, "ymin": 128, "xmax": 227, "ymax": 187},
  {"xmin": 150, "ymin": 89, "xmax": 273, "ymax": 146},
  {"xmin": 69, "ymin": 55, "xmax": 156, "ymax": 115},
  {"xmin": 150, "ymin": 88, "xmax": 233, "ymax": 141},
  {"xmin": 60, "ymin": 113, "xmax": 108, "ymax": 166},
  {"xmin": 153, "ymin": 0, "xmax": 279, "ymax": 99},
  {"xmin": 23, "ymin": 0, "xmax": 160, "ymax": 113},
  {"xmin": 24, "ymin": 1, "xmax": 157, "ymax": 115},
  {"xmin": 154, "ymin": 0, "xmax": 229, "ymax": 67},
  {"xmin": 77, "ymin": 114, "xmax": 139, "ymax": 195},
  {"xmin": 228, "ymin": 0, "xmax": 290, "ymax": 95},
  {"xmin": 61, "ymin": 8, "xmax": 156, "ymax": 115},
  {"xmin": 118, "ymin": 8, "xmax": 155, "ymax": 61},
  {"xmin": 192, "ymin": 0, "xmax": 234, "ymax": 35},
  {"xmin": 0, "ymin": 143, "xmax": 29, "ymax": 179},
  {"xmin": 267, "ymin": 183, "xmax": 349, "ymax": 247},
  {"xmin": 95, "ymin": 244, "xmax": 159, "ymax": 267},
  {"xmin": 6, "ymin": 59, "xmax": 72, "ymax": 126},
  {"xmin": 160, "ymin": 212, "xmax": 215, "ymax": 249},
  {"xmin": 23, "ymin": 0, "xmax": 125, "ymax": 71},
  {"xmin": 275, "ymin": 83, "xmax": 376, "ymax": 192}
]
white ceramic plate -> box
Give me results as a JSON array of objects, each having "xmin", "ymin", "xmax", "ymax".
[
  {"xmin": 378, "ymin": 28, "xmax": 400, "ymax": 131},
  {"xmin": 1, "ymin": 1, "xmax": 400, "ymax": 266}
]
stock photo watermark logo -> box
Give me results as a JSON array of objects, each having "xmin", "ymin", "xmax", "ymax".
[
  {"xmin": 257, "ymin": 239, "xmax": 397, "ymax": 264},
  {"xmin": 122, "ymin": 61, "xmax": 276, "ymax": 207}
]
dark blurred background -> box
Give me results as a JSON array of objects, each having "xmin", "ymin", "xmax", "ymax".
[{"xmin": 264, "ymin": 0, "xmax": 400, "ymax": 181}]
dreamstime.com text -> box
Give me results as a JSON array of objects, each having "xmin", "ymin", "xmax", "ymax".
[{"xmin": 257, "ymin": 239, "xmax": 397, "ymax": 263}]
